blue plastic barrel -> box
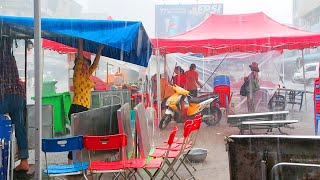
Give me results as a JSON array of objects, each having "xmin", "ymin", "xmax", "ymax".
[
  {"xmin": 213, "ymin": 75, "xmax": 230, "ymax": 87},
  {"xmin": 0, "ymin": 115, "xmax": 11, "ymax": 180},
  {"xmin": 0, "ymin": 116, "xmax": 11, "ymax": 141}
]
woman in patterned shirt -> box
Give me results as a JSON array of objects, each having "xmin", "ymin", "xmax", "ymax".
[{"xmin": 68, "ymin": 39, "xmax": 104, "ymax": 163}]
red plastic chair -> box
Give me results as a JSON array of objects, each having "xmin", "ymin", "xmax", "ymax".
[
  {"xmin": 149, "ymin": 122, "xmax": 194, "ymax": 180},
  {"xmin": 144, "ymin": 126, "xmax": 180, "ymax": 179},
  {"xmin": 157, "ymin": 118, "xmax": 203, "ymax": 179},
  {"xmin": 164, "ymin": 114, "xmax": 202, "ymax": 144},
  {"xmin": 125, "ymin": 126, "xmax": 179, "ymax": 180},
  {"xmin": 83, "ymin": 134, "xmax": 127, "ymax": 180}
]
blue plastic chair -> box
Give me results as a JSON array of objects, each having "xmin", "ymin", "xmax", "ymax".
[{"xmin": 42, "ymin": 135, "xmax": 88, "ymax": 179}]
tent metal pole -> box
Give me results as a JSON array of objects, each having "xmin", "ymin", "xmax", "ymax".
[
  {"xmin": 156, "ymin": 49, "xmax": 161, "ymax": 128},
  {"xmin": 282, "ymin": 56, "xmax": 285, "ymax": 82},
  {"xmin": 164, "ymin": 54, "xmax": 167, "ymax": 80},
  {"xmin": 301, "ymin": 50, "xmax": 307, "ymax": 111},
  {"xmin": 106, "ymin": 62, "xmax": 109, "ymax": 84},
  {"xmin": 34, "ymin": 0, "xmax": 43, "ymax": 179}
]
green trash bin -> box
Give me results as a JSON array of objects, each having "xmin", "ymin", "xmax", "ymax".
[
  {"xmin": 32, "ymin": 92, "xmax": 72, "ymax": 135},
  {"xmin": 42, "ymin": 80, "xmax": 57, "ymax": 96},
  {"xmin": 62, "ymin": 92, "xmax": 72, "ymax": 125}
]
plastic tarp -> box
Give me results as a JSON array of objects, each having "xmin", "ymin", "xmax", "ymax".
[
  {"xmin": 0, "ymin": 16, "xmax": 153, "ymax": 67},
  {"xmin": 165, "ymin": 51, "xmax": 282, "ymax": 114},
  {"xmin": 152, "ymin": 12, "xmax": 320, "ymax": 55}
]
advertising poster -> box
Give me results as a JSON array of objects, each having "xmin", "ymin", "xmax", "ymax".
[{"xmin": 155, "ymin": 4, "xmax": 223, "ymax": 37}]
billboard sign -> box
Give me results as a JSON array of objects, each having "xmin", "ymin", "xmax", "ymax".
[{"xmin": 155, "ymin": 4, "xmax": 223, "ymax": 37}]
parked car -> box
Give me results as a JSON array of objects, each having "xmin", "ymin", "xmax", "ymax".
[{"xmin": 292, "ymin": 62, "xmax": 319, "ymax": 84}]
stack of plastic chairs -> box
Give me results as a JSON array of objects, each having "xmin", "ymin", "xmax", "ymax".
[
  {"xmin": 315, "ymin": 78, "xmax": 320, "ymax": 135},
  {"xmin": 213, "ymin": 75, "xmax": 231, "ymax": 109}
]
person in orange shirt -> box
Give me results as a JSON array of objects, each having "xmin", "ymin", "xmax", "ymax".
[
  {"xmin": 185, "ymin": 64, "xmax": 203, "ymax": 97},
  {"xmin": 151, "ymin": 74, "xmax": 175, "ymax": 115},
  {"xmin": 68, "ymin": 39, "xmax": 104, "ymax": 164}
]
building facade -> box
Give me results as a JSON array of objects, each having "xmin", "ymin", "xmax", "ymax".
[
  {"xmin": 0, "ymin": 0, "xmax": 82, "ymax": 18},
  {"xmin": 293, "ymin": 0, "xmax": 320, "ymax": 54}
]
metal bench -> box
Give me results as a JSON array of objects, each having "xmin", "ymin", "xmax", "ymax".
[
  {"xmin": 240, "ymin": 120, "xmax": 298, "ymax": 135},
  {"xmin": 227, "ymin": 111, "xmax": 290, "ymax": 134}
]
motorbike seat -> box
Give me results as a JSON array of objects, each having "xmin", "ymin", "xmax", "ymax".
[{"xmin": 189, "ymin": 94, "xmax": 218, "ymax": 104}]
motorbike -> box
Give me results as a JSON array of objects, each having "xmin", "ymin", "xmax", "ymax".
[{"xmin": 159, "ymin": 85, "xmax": 222, "ymax": 129}]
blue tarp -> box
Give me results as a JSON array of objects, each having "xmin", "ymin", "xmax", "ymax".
[{"xmin": 0, "ymin": 16, "xmax": 153, "ymax": 67}]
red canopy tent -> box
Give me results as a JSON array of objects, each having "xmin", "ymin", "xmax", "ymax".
[
  {"xmin": 151, "ymin": 12, "xmax": 320, "ymax": 113},
  {"xmin": 152, "ymin": 12, "xmax": 320, "ymax": 55}
]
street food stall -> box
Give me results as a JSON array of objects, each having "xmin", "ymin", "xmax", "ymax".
[{"xmin": 0, "ymin": 15, "xmax": 153, "ymax": 179}]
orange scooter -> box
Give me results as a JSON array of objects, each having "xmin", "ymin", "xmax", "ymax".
[{"xmin": 159, "ymin": 85, "xmax": 222, "ymax": 129}]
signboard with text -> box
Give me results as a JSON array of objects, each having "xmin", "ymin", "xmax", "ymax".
[{"xmin": 155, "ymin": 4, "xmax": 223, "ymax": 37}]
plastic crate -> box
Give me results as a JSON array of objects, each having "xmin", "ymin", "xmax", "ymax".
[
  {"xmin": 315, "ymin": 84, "xmax": 320, "ymax": 94},
  {"xmin": 315, "ymin": 78, "xmax": 320, "ymax": 85},
  {"xmin": 316, "ymin": 103, "xmax": 320, "ymax": 113},
  {"xmin": 316, "ymin": 114, "xmax": 320, "ymax": 135}
]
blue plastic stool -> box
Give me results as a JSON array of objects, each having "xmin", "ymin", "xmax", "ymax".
[
  {"xmin": 315, "ymin": 114, "xmax": 320, "ymax": 135},
  {"xmin": 213, "ymin": 75, "xmax": 231, "ymax": 87}
]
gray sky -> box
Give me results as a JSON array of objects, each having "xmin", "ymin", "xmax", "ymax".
[{"xmin": 75, "ymin": 0, "xmax": 293, "ymax": 36}]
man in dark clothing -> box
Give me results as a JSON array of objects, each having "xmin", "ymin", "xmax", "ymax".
[{"xmin": 0, "ymin": 37, "xmax": 29, "ymax": 172}]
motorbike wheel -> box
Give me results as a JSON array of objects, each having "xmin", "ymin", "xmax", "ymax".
[
  {"xmin": 202, "ymin": 106, "xmax": 222, "ymax": 126},
  {"xmin": 159, "ymin": 114, "xmax": 172, "ymax": 130}
]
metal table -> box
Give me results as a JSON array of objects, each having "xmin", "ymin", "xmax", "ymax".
[{"xmin": 276, "ymin": 88, "xmax": 314, "ymax": 111}]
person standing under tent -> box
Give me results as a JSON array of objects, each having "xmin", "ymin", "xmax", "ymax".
[
  {"xmin": 0, "ymin": 37, "xmax": 30, "ymax": 174},
  {"xmin": 245, "ymin": 62, "xmax": 260, "ymax": 113},
  {"xmin": 151, "ymin": 74, "xmax": 175, "ymax": 116},
  {"xmin": 173, "ymin": 66, "xmax": 187, "ymax": 109},
  {"xmin": 67, "ymin": 39, "xmax": 104, "ymax": 164},
  {"xmin": 173, "ymin": 66, "xmax": 186, "ymax": 88},
  {"xmin": 185, "ymin": 64, "xmax": 203, "ymax": 97}
]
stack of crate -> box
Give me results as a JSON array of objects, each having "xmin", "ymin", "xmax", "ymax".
[{"xmin": 315, "ymin": 78, "xmax": 320, "ymax": 135}]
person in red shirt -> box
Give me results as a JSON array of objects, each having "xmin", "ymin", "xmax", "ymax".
[
  {"xmin": 172, "ymin": 66, "xmax": 187, "ymax": 110},
  {"xmin": 173, "ymin": 66, "xmax": 186, "ymax": 88},
  {"xmin": 185, "ymin": 64, "xmax": 203, "ymax": 97}
]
